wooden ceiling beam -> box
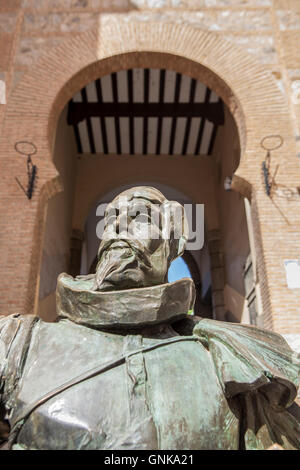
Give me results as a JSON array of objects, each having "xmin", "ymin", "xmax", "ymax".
[{"xmin": 67, "ymin": 101, "xmax": 224, "ymax": 126}]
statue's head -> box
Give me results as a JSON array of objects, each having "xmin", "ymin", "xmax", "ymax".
[{"xmin": 94, "ymin": 186, "xmax": 189, "ymax": 291}]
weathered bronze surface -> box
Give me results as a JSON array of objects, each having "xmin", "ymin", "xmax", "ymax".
[{"xmin": 0, "ymin": 186, "xmax": 299, "ymax": 450}]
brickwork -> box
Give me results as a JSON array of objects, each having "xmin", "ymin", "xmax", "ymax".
[{"xmin": 0, "ymin": 1, "xmax": 299, "ymax": 333}]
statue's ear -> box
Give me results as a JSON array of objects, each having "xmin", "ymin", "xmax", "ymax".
[{"xmin": 161, "ymin": 200, "xmax": 189, "ymax": 261}]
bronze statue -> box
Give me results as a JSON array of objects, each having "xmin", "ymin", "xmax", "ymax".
[{"xmin": 0, "ymin": 186, "xmax": 299, "ymax": 450}]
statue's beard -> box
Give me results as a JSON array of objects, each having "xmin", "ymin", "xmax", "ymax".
[{"xmin": 93, "ymin": 239, "xmax": 153, "ymax": 291}]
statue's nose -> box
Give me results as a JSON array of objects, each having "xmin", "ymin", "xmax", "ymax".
[{"xmin": 114, "ymin": 213, "xmax": 129, "ymax": 235}]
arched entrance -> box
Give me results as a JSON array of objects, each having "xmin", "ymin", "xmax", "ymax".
[
  {"xmin": 38, "ymin": 72, "xmax": 251, "ymax": 325},
  {"xmin": 1, "ymin": 22, "xmax": 300, "ymax": 333}
]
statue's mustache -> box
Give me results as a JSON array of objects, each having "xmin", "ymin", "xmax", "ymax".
[
  {"xmin": 93, "ymin": 237, "xmax": 153, "ymax": 291},
  {"xmin": 97, "ymin": 237, "xmax": 152, "ymax": 269}
]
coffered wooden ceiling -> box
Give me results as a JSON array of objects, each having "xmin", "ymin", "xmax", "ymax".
[{"xmin": 67, "ymin": 69, "xmax": 224, "ymax": 156}]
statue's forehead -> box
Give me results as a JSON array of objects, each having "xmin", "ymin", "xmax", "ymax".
[
  {"xmin": 112, "ymin": 187, "xmax": 166, "ymax": 203},
  {"xmin": 107, "ymin": 195, "xmax": 159, "ymax": 211}
]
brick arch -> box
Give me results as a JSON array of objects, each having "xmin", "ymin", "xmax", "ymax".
[
  {"xmin": 1, "ymin": 20, "xmax": 299, "ymax": 331},
  {"xmin": 3, "ymin": 22, "xmax": 291, "ymax": 183}
]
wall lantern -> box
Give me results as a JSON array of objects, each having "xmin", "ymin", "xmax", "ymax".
[
  {"xmin": 15, "ymin": 141, "xmax": 38, "ymax": 200},
  {"xmin": 260, "ymin": 135, "xmax": 283, "ymax": 197}
]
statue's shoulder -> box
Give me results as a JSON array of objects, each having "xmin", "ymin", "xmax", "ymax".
[
  {"xmin": 191, "ymin": 317, "xmax": 300, "ymax": 407},
  {"xmin": 191, "ymin": 318, "xmax": 300, "ymax": 450},
  {"xmin": 0, "ymin": 312, "xmax": 37, "ymax": 325},
  {"xmin": 0, "ymin": 314, "xmax": 40, "ymax": 375},
  {"xmin": 0, "ymin": 313, "xmax": 39, "ymax": 340}
]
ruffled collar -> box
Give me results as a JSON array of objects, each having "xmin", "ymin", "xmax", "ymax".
[{"xmin": 56, "ymin": 273, "xmax": 195, "ymax": 330}]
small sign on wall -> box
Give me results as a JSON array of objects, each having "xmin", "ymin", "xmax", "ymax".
[
  {"xmin": 284, "ymin": 260, "xmax": 300, "ymax": 289},
  {"xmin": 0, "ymin": 80, "xmax": 5, "ymax": 104}
]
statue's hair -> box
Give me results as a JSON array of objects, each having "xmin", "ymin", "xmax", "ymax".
[
  {"xmin": 112, "ymin": 186, "xmax": 189, "ymax": 261},
  {"xmin": 112, "ymin": 186, "xmax": 166, "ymax": 205}
]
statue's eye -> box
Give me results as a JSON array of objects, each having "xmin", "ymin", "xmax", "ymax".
[
  {"xmin": 131, "ymin": 207, "xmax": 151, "ymax": 223},
  {"xmin": 128, "ymin": 202, "xmax": 149, "ymax": 222},
  {"xmin": 105, "ymin": 209, "xmax": 119, "ymax": 226}
]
